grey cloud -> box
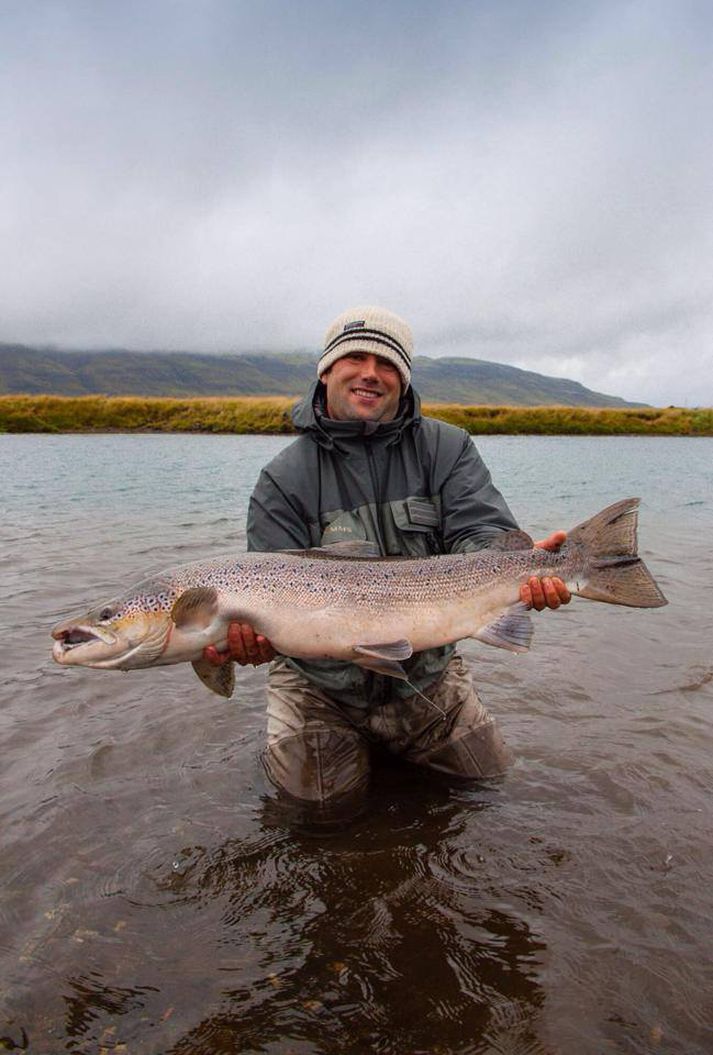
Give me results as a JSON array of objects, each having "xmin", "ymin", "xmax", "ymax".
[{"xmin": 1, "ymin": 0, "xmax": 712, "ymax": 405}]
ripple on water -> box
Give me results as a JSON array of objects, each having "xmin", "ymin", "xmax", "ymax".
[{"xmin": 3, "ymin": 435, "xmax": 713, "ymax": 1054}]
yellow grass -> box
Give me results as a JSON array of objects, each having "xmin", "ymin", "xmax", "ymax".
[
  {"xmin": 0, "ymin": 395, "xmax": 711, "ymax": 435},
  {"xmin": 425, "ymin": 402, "xmax": 713, "ymax": 435}
]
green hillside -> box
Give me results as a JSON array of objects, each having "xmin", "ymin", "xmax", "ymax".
[{"xmin": 0, "ymin": 343, "xmax": 643, "ymax": 407}]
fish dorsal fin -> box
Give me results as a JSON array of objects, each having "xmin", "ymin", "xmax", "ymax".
[
  {"xmin": 474, "ymin": 602, "xmax": 533, "ymax": 653},
  {"xmin": 191, "ymin": 658, "xmax": 235, "ymax": 698},
  {"xmin": 486, "ymin": 530, "xmax": 534, "ymax": 552},
  {"xmin": 323, "ymin": 540, "xmax": 380, "ymax": 558},
  {"xmin": 352, "ymin": 639, "xmax": 413, "ymax": 679},
  {"xmin": 171, "ymin": 586, "xmax": 219, "ymax": 628},
  {"xmin": 288, "ymin": 540, "xmax": 381, "ymax": 560}
]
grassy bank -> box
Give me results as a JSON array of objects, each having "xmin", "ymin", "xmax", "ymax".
[
  {"xmin": 1, "ymin": 395, "xmax": 712, "ymax": 436},
  {"xmin": 428, "ymin": 403, "xmax": 713, "ymax": 435}
]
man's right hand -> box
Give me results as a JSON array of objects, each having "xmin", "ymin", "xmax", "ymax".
[{"xmin": 203, "ymin": 622, "xmax": 277, "ymax": 667}]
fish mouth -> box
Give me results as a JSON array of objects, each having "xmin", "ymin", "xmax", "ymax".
[
  {"xmin": 51, "ymin": 612, "xmax": 172, "ymax": 669},
  {"xmin": 51, "ymin": 623, "xmax": 122, "ymax": 666}
]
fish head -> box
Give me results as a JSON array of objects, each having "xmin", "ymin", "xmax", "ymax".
[{"xmin": 51, "ymin": 582, "xmax": 174, "ymax": 670}]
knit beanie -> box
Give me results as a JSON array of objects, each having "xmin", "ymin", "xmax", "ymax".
[{"xmin": 318, "ymin": 306, "xmax": 413, "ymax": 389}]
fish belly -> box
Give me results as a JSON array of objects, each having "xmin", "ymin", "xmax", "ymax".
[{"xmin": 246, "ymin": 582, "xmax": 520, "ymax": 662}]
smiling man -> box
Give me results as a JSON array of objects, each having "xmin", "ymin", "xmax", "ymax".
[
  {"xmin": 206, "ymin": 306, "xmax": 570, "ymax": 807},
  {"xmin": 318, "ymin": 320, "xmax": 404, "ymax": 424}
]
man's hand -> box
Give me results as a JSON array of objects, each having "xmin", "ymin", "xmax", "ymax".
[
  {"xmin": 203, "ymin": 622, "xmax": 277, "ymax": 667},
  {"xmin": 520, "ymin": 530, "xmax": 572, "ymax": 611}
]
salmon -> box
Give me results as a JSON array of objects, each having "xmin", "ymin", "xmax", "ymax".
[{"xmin": 51, "ymin": 498, "xmax": 667, "ymax": 698}]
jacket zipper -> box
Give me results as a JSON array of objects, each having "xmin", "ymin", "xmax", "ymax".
[
  {"xmin": 365, "ymin": 437, "xmax": 390, "ymax": 707},
  {"xmin": 365, "ymin": 439, "xmax": 387, "ymax": 556}
]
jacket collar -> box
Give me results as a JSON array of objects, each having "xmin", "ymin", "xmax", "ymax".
[{"xmin": 291, "ymin": 380, "xmax": 421, "ymax": 448}]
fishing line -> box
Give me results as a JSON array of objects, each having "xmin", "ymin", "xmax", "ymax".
[{"xmin": 404, "ymin": 679, "xmax": 447, "ymax": 721}]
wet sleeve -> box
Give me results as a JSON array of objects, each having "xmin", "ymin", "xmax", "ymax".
[
  {"xmin": 441, "ymin": 435, "xmax": 519, "ymax": 553},
  {"xmin": 246, "ymin": 468, "xmax": 312, "ymax": 552}
]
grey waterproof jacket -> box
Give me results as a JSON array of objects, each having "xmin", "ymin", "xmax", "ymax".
[{"xmin": 246, "ymin": 381, "xmax": 518, "ymax": 708}]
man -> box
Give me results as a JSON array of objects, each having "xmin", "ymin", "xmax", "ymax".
[{"xmin": 205, "ymin": 306, "xmax": 570, "ymax": 804}]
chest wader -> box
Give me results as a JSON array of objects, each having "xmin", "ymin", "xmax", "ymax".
[{"xmin": 263, "ymin": 654, "xmax": 512, "ymax": 806}]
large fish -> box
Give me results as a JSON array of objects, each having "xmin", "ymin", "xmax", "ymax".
[{"xmin": 51, "ymin": 498, "xmax": 667, "ymax": 699}]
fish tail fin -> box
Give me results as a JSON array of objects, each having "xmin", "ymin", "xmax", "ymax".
[
  {"xmin": 569, "ymin": 498, "xmax": 668, "ymax": 608},
  {"xmin": 577, "ymin": 556, "xmax": 668, "ymax": 607},
  {"xmin": 569, "ymin": 496, "xmax": 640, "ymax": 558}
]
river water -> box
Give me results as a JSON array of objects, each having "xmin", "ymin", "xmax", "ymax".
[{"xmin": 1, "ymin": 433, "xmax": 712, "ymax": 1054}]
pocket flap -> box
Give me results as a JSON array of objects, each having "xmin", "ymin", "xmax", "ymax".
[
  {"xmin": 391, "ymin": 497, "xmax": 440, "ymax": 533},
  {"xmin": 406, "ymin": 497, "xmax": 440, "ymax": 528}
]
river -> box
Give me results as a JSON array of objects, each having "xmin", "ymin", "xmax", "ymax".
[{"xmin": 1, "ymin": 433, "xmax": 712, "ymax": 1054}]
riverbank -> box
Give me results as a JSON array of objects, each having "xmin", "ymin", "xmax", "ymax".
[{"xmin": 1, "ymin": 394, "xmax": 711, "ymax": 435}]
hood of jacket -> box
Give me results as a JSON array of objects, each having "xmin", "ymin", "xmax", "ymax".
[{"xmin": 291, "ymin": 380, "xmax": 422, "ymax": 450}]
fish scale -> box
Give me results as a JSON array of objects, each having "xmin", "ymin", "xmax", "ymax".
[{"xmin": 164, "ymin": 548, "xmax": 559, "ymax": 608}]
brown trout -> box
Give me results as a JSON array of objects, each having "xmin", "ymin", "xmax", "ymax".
[{"xmin": 51, "ymin": 497, "xmax": 667, "ymax": 698}]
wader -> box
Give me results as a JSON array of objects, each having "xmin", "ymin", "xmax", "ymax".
[{"xmin": 263, "ymin": 653, "xmax": 512, "ymax": 803}]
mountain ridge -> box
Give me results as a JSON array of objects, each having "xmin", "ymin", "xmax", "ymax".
[{"xmin": 0, "ymin": 343, "xmax": 645, "ymax": 407}]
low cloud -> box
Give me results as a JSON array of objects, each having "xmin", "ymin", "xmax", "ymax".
[{"xmin": 1, "ymin": 0, "xmax": 711, "ymax": 405}]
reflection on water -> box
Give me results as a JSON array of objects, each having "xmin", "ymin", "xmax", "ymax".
[
  {"xmin": 166, "ymin": 786, "xmax": 547, "ymax": 1055},
  {"xmin": 1, "ymin": 434, "xmax": 713, "ymax": 1054},
  {"xmin": 9, "ymin": 774, "xmax": 550, "ymax": 1055}
]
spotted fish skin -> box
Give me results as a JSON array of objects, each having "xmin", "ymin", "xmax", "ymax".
[{"xmin": 51, "ymin": 498, "xmax": 667, "ymax": 697}]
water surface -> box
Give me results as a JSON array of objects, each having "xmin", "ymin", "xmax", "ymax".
[{"xmin": 1, "ymin": 434, "xmax": 712, "ymax": 1054}]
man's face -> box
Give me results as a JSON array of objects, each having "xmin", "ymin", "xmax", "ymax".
[{"xmin": 323, "ymin": 352, "xmax": 402, "ymax": 423}]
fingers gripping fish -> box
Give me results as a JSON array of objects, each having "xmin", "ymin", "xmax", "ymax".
[{"xmin": 51, "ymin": 498, "xmax": 667, "ymax": 699}]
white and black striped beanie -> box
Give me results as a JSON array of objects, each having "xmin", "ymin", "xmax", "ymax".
[{"xmin": 318, "ymin": 306, "xmax": 413, "ymax": 389}]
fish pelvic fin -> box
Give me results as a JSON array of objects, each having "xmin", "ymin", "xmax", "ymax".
[
  {"xmin": 353, "ymin": 639, "xmax": 413, "ymax": 679},
  {"xmin": 354, "ymin": 641, "xmax": 447, "ymax": 721},
  {"xmin": 569, "ymin": 498, "xmax": 668, "ymax": 608},
  {"xmin": 475, "ymin": 602, "xmax": 533, "ymax": 653},
  {"xmin": 191, "ymin": 658, "xmax": 236, "ymax": 698}
]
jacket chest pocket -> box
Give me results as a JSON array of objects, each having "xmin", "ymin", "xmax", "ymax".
[
  {"xmin": 388, "ymin": 496, "xmax": 442, "ymax": 557},
  {"xmin": 319, "ymin": 509, "xmax": 369, "ymax": 547}
]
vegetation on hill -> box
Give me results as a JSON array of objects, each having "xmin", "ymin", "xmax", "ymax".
[
  {"xmin": 0, "ymin": 343, "xmax": 642, "ymax": 407},
  {"xmin": 1, "ymin": 395, "xmax": 710, "ymax": 436}
]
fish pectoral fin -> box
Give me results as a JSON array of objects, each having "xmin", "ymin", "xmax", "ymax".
[
  {"xmin": 191, "ymin": 658, "xmax": 236, "ymax": 698},
  {"xmin": 171, "ymin": 587, "xmax": 219, "ymax": 629},
  {"xmin": 474, "ymin": 603, "xmax": 533, "ymax": 653},
  {"xmin": 352, "ymin": 639, "xmax": 414, "ymax": 680}
]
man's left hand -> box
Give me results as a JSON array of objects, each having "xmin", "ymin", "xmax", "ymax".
[{"xmin": 520, "ymin": 530, "xmax": 572, "ymax": 611}]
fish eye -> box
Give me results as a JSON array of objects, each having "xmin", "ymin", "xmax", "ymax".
[{"xmin": 99, "ymin": 607, "xmax": 115, "ymax": 622}]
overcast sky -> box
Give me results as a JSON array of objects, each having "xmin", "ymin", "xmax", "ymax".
[{"xmin": 2, "ymin": 0, "xmax": 712, "ymax": 405}]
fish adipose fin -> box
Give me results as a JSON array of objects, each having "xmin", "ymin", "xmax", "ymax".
[
  {"xmin": 191, "ymin": 658, "xmax": 236, "ymax": 698},
  {"xmin": 353, "ymin": 639, "xmax": 413, "ymax": 679},
  {"xmin": 171, "ymin": 587, "xmax": 219, "ymax": 628},
  {"xmin": 486, "ymin": 529, "xmax": 534, "ymax": 552},
  {"xmin": 475, "ymin": 602, "xmax": 534, "ymax": 653},
  {"xmin": 570, "ymin": 498, "xmax": 668, "ymax": 608}
]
